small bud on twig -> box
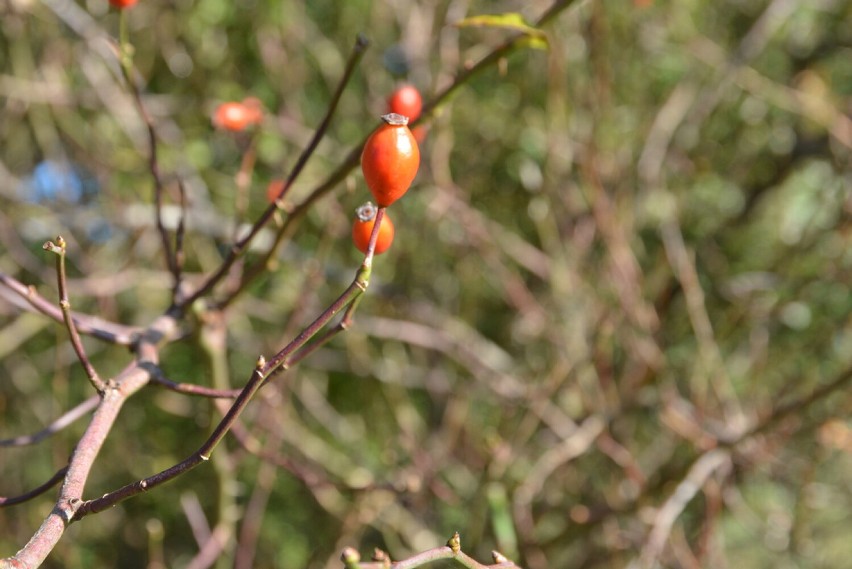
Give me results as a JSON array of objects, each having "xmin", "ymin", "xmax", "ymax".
[
  {"xmin": 372, "ymin": 548, "xmax": 390, "ymax": 566},
  {"xmin": 447, "ymin": 531, "xmax": 461, "ymax": 554},
  {"xmin": 340, "ymin": 546, "xmax": 360, "ymax": 567}
]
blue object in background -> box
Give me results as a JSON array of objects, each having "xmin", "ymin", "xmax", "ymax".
[{"xmin": 22, "ymin": 160, "xmax": 98, "ymax": 203}]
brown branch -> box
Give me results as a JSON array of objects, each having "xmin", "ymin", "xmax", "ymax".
[
  {"xmin": 115, "ymin": 11, "xmax": 182, "ymax": 296},
  {"xmin": 74, "ymin": 365, "xmax": 264, "ymax": 519},
  {"xmin": 143, "ymin": 363, "xmax": 242, "ymax": 399},
  {"xmin": 44, "ymin": 237, "xmax": 106, "ymax": 393}
]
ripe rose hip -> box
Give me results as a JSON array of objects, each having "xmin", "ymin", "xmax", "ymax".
[
  {"xmin": 387, "ymin": 85, "xmax": 423, "ymax": 123},
  {"xmin": 360, "ymin": 113, "xmax": 419, "ymax": 207},
  {"xmin": 352, "ymin": 202, "xmax": 394, "ymax": 255},
  {"xmin": 212, "ymin": 99, "xmax": 262, "ymax": 132},
  {"xmin": 109, "ymin": 0, "xmax": 138, "ymax": 7}
]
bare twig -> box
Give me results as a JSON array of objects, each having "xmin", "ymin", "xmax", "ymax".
[
  {"xmin": 143, "ymin": 363, "xmax": 242, "ymax": 399},
  {"xmin": 43, "ymin": 237, "xmax": 106, "ymax": 393},
  {"xmin": 513, "ymin": 416, "xmax": 605, "ymax": 569},
  {"xmin": 115, "ymin": 10, "xmax": 183, "ymax": 299},
  {"xmin": 632, "ymin": 449, "xmax": 730, "ymax": 569}
]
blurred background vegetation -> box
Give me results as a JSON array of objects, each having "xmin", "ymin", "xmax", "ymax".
[{"xmin": 1, "ymin": 0, "xmax": 851, "ymax": 567}]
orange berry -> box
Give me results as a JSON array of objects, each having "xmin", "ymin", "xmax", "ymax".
[
  {"xmin": 360, "ymin": 113, "xmax": 420, "ymax": 207},
  {"xmin": 212, "ymin": 101, "xmax": 262, "ymax": 132},
  {"xmin": 352, "ymin": 202, "xmax": 394, "ymax": 255},
  {"xmin": 387, "ymin": 85, "xmax": 423, "ymax": 123}
]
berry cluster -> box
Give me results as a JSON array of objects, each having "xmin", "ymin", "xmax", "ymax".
[
  {"xmin": 210, "ymin": 84, "xmax": 424, "ymax": 257},
  {"xmin": 352, "ymin": 85, "xmax": 423, "ymax": 256}
]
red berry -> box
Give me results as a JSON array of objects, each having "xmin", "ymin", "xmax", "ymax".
[
  {"xmin": 212, "ymin": 101, "xmax": 262, "ymax": 132},
  {"xmin": 352, "ymin": 202, "xmax": 394, "ymax": 255},
  {"xmin": 387, "ymin": 85, "xmax": 423, "ymax": 123},
  {"xmin": 361, "ymin": 113, "xmax": 420, "ymax": 207},
  {"xmin": 266, "ymin": 179, "xmax": 289, "ymax": 204},
  {"xmin": 109, "ymin": 0, "xmax": 137, "ymax": 7}
]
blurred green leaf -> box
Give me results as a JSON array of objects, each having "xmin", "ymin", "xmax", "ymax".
[{"xmin": 455, "ymin": 13, "xmax": 549, "ymax": 50}]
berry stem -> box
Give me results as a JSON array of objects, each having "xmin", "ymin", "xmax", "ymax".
[{"xmin": 362, "ymin": 207, "xmax": 386, "ymax": 268}]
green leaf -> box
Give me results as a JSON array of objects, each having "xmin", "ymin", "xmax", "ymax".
[{"xmin": 455, "ymin": 12, "xmax": 549, "ymax": 50}]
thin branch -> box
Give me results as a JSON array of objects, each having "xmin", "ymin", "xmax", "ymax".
[
  {"xmin": 116, "ymin": 10, "xmax": 182, "ymax": 298},
  {"xmin": 282, "ymin": 295, "xmax": 363, "ymax": 371},
  {"xmin": 173, "ymin": 179, "xmax": 188, "ymax": 301},
  {"xmin": 744, "ymin": 362, "xmax": 852, "ymax": 441},
  {"xmin": 74, "ymin": 364, "xmax": 265, "ymax": 518},
  {"xmin": 143, "ymin": 363, "xmax": 242, "ymax": 399},
  {"xmin": 0, "ymin": 396, "xmax": 99, "ymax": 447},
  {"xmin": 0, "ymin": 467, "xmax": 68, "ymax": 508},
  {"xmin": 633, "ymin": 450, "xmax": 730, "ymax": 569},
  {"xmin": 419, "ymin": 0, "xmax": 578, "ymax": 122},
  {"xmin": 43, "ymin": 237, "xmax": 106, "ymax": 393}
]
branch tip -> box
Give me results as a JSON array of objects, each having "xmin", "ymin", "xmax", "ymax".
[{"xmin": 341, "ymin": 546, "xmax": 361, "ymax": 567}]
